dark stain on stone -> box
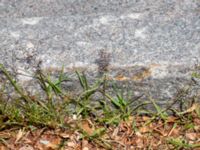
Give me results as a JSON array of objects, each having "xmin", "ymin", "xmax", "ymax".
[{"xmin": 95, "ymin": 49, "xmax": 111, "ymax": 76}]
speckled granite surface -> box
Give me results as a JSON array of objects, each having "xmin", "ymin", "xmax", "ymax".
[{"xmin": 0, "ymin": 0, "xmax": 200, "ymax": 102}]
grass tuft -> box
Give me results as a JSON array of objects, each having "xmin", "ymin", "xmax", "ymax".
[{"xmin": 0, "ymin": 64, "xmax": 200, "ymax": 149}]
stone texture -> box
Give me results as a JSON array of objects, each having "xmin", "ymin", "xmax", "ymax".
[{"xmin": 0, "ymin": 0, "xmax": 200, "ymax": 103}]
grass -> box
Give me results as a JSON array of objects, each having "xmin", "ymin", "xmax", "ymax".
[
  {"xmin": 0, "ymin": 64, "xmax": 200, "ymax": 149},
  {"xmin": 167, "ymin": 137, "xmax": 200, "ymax": 149}
]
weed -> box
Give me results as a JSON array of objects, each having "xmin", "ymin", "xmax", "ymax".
[
  {"xmin": 168, "ymin": 137, "xmax": 200, "ymax": 149},
  {"xmin": 0, "ymin": 64, "xmax": 200, "ymax": 149},
  {"xmin": 75, "ymin": 71, "xmax": 103, "ymax": 117},
  {"xmin": 35, "ymin": 67, "xmax": 67, "ymax": 105}
]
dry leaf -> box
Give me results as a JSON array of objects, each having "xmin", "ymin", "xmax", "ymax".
[
  {"xmin": 112, "ymin": 127, "xmax": 119, "ymax": 139},
  {"xmin": 0, "ymin": 146, "xmax": 7, "ymax": 150},
  {"xmin": 40, "ymin": 140, "xmax": 50, "ymax": 145},
  {"xmin": 135, "ymin": 138, "xmax": 144, "ymax": 148},
  {"xmin": 142, "ymin": 116, "xmax": 150, "ymax": 121},
  {"xmin": 194, "ymin": 118, "xmax": 200, "ymax": 125},
  {"xmin": 126, "ymin": 116, "xmax": 134, "ymax": 125},
  {"xmin": 81, "ymin": 120, "xmax": 94, "ymax": 136},
  {"xmin": 15, "ymin": 129, "xmax": 24, "ymax": 143},
  {"xmin": 166, "ymin": 116, "xmax": 177, "ymax": 123},
  {"xmin": 67, "ymin": 142, "xmax": 76, "ymax": 147},
  {"xmin": 135, "ymin": 131, "xmax": 142, "ymax": 137},
  {"xmin": 59, "ymin": 133, "xmax": 70, "ymax": 139},
  {"xmin": 0, "ymin": 132, "xmax": 10, "ymax": 139},
  {"xmin": 139, "ymin": 126, "xmax": 151, "ymax": 133},
  {"xmin": 82, "ymin": 140, "xmax": 88, "ymax": 147},
  {"xmin": 46, "ymin": 143, "xmax": 58, "ymax": 150},
  {"xmin": 181, "ymin": 104, "xmax": 200, "ymax": 114},
  {"xmin": 153, "ymin": 128, "xmax": 167, "ymax": 136},
  {"xmin": 185, "ymin": 132, "xmax": 197, "ymax": 141},
  {"xmin": 169, "ymin": 127, "xmax": 180, "ymax": 136},
  {"xmin": 194, "ymin": 125, "xmax": 200, "ymax": 131},
  {"xmin": 19, "ymin": 145, "xmax": 34, "ymax": 150},
  {"xmin": 82, "ymin": 140, "xmax": 90, "ymax": 150}
]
